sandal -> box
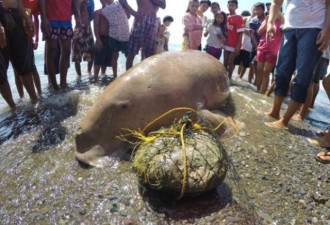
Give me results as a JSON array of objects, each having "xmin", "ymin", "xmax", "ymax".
[{"xmin": 314, "ymin": 149, "xmax": 330, "ymax": 164}]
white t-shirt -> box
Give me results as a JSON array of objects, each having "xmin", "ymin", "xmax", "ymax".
[
  {"xmin": 284, "ymin": 0, "xmax": 326, "ymax": 30},
  {"xmin": 241, "ymin": 16, "xmax": 252, "ymax": 52},
  {"xmin": 206, "ymin": 24, "xmax": 225, "ymax": 49}
]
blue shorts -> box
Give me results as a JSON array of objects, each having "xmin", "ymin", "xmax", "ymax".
[{"xmin": 274, "ymin": 28, "xmax": 322, "ymax": 103}]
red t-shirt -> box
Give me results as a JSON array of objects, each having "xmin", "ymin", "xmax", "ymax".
[
  {"xmin": 46, "ymin": 0, "xmax": 72, "ymax": 22},
  {"xmin": 23, "ymin": 0, "xmax": 39, "ymax": 44},
  {"xmin": 226, "ymin": 15, "xmax": 244, "ymax": 48}
]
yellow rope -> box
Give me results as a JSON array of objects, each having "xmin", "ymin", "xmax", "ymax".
[
  {"xmin": 178, "ymin": 123, "xmax": 188, "ymax": 199},
  {"xmin": 116, "ymin": 107, "xmax": 240, "ymax": 198},
  {"xmin": 220, "ymin": 117, "xmax": 240, "ymax": 142},
  {"xmin": 142, "ymin": 107, "xmax": 196, "ymax": 133}
]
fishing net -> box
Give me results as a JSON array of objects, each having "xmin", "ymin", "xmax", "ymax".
[{"xmin": 119, "ymin": 109, "xmax": 230, "ymax": 198}]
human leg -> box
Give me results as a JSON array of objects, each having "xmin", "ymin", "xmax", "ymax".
[
  {"xmin": 0, "ymin": 81, "xmax": 16, "ymax": 110},
  {"xmin": 112, "ymin": 51, "xmax": 119, "ymax": 78},
  {"xmin": 260, "ymin": 62, "xmax": 275, "ymax": 94},
  {"xmin": 20, "ymin": 73, "xmax": 38, "ymax": 102},
  {"xmin": 14, "ymin": 70, "xmax": 24, "ymax": 98},
  {"xmin": 74, "ymin": 62, "xmax": 82, "ymax": 76},
  {"xmin": 32, "ymin": 66, "xmax": 42, "ymax": 95},
  {"xmin": 228, "ymin": 52, "xmax": 236, "ymax": 79},
  {"xmin": 59, "ymin": 39, "xmax": 72, "ymax": 88},
  {"xmin": 46, "ymin": 39, "xmax": 60, "ymax": 90},
  {"xmin": 223, "ymin": 50, "xmax": 230, "ymax": 71},
  {"xmin": 256, "ymin": 61, "xmax": 264, "ymax": 92},
  {"xmin": 293, "ymin": 82, "xmax": 314, "ymax": 120}
]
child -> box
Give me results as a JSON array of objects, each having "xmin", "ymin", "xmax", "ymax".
[
  {"xmin": 249, "ymin": 2, "xmax": 265, "ymax": 86},
  {"xmin": 197, "ymin": 0, "xmax": 211, "ymax": 26},
  {"xmin": 204, "ymin": 11, "xmax": 226, "ymax": 60},
  {"xmin": 233, "ymin": 10, "xmax": 252, "ymax": 79},
  {"xmin": 119, "ymin": 0, "xmax": 166, "ymax": 70},
  {"xmin": 102, "ymin": 0, "xmax": 131, "ymax": 78},
  {"xmin": 265, "ymin": 0, "xmax": 328, "ymax": 129},
  {"xmin": 223, "ymin": 0, "xmax": 244, "ymax": 80},
  {"xmin": 93, "ymin": 0, "xmax": 112, "ymax": 80},
  {"xmin": 39, "ymin": 0, "xmax": 82, "ymax": 90},
  {"xmin": 182, "ymin": 0, "xmax": 203, "ymax": 50},
  {"xmin": 256, "ymin": 14, "xmax": 283, "ymax": 94},
  {"xmin": 155, "ymin": 15, "xmax": 173, "ymax": 53},
  {"xmin": 72, "ymin": 0, "xmax": 94, "ymax": 76}
]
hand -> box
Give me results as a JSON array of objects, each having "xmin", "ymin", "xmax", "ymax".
[
  {"xmin": 25, "ymin": 17, "xmax": 34, "ymax": 36},
  {"xmin": 0, "ymin": 24, "xmax": 6, "ymax": 48},
  {"xmin": 316, "ymin": 29, "xmax": 330, "ymax": 51},
  {"xmin": 41, "ymin": 17, "xmax": 51, "ymax": 38},
  {"xmin": 33, "ymin": 41, "xmax": 38, "ymax": 50},
  {"xmin": 266, "ymin": 22, "xmax": 275, "ymax": 43}
]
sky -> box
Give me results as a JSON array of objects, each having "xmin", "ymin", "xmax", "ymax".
[{"xmin": 95, "ymin": 0, "xmax": 276, "ymax": 45}]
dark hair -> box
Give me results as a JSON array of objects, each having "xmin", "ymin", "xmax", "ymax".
[
  {"xmin": 241, "ymin": 10, "xmax": 251, "ymax": 17},
  {"xmin": 186, "ymin": 0, "xmax": 200, "ymax": 13},
  {"xmin": 200, "ymin": 0, "xmax": 211, "ymax": 7},
  {"xmin": 227, "ymin": 0, "xmax": 238, "ymax": 6},
  {"xmin": 213, "ymin": 11, "xmax": 227, "ymax": 38},
  {"xmin": 163, "ymin": 16, "xmax": 174, "ymax": 23},
  {"xmin": 253, "ymin": 2, "xmax": 265, "ymax": 11},
  {"xmin": 266, "ymin": 2, "xmax": 271, "ymax": 6},
  {"xmin": 211, "ymin": 2, "xmax": 220, "ymax": 8}
]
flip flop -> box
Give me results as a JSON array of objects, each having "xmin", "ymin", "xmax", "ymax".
[{"xmin": 314, "ymin": 151, "xmax": 330, "ymax": 164}]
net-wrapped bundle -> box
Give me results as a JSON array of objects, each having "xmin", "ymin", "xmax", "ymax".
[{"xmin": 132, "ymin": 122, "xmax": 228, "ymax": 197}]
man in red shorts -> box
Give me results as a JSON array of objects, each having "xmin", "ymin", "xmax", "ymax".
[{"xmin": 39, "ymin": 0, "xmax": 82, "ymax": 90}]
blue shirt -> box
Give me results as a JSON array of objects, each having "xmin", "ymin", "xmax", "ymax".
[
  {"xmin": 249, "ymin": 16, "xmax": 263, "ymax": 48},
  {"xmin": 87, "ymin": 0, "xmax": 94, "ymax": 21}
]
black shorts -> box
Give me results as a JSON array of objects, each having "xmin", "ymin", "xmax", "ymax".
[
  {"xmin": 94, "ymin": 35, "xmax": 112, "ymax": 67},
  {"xmin": 312, "ymin": 57, "xmax": 329, "ymax": 83},
  {"xmin": 0, "ymin": 8, "xmax": 34, "ymax": 84},
  {"xmin": 108, "ymin": 36, "xmax": 128, "ymax": 53},
  {"xmin": 250, "ymin": 48, "xmax": 257, "ymax": 64},
  {"xmin": 234, "ymin": 49, "xmax": 251, "ymax": 68}
]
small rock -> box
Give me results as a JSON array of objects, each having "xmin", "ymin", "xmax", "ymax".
[
  {"xmin": 299, "ymin": 199, "xmax": 306, "ymax": 205},
  {"xmin": 79, "ymin": 208, "xmax": 86, "ymax": 215},
  {"xmin": 123, "ymin": 218, "xmax": 133, "ymax": 225}
]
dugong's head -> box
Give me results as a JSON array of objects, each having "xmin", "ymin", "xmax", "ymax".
[{"xmin": 75, "ymin": 79, "xmax": 136, "ymax": 167}]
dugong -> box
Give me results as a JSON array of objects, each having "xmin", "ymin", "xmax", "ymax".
[{"xmin": 75, "ymin": 50, "xmax": 230, "ymax": 167}]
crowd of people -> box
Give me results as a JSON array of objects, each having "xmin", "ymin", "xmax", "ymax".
[
  {"xmin": 182, "ymin": 0, "xmax": 330, "ymax": 163},
  {"xmin": 0, "ymin": 0, "xmax": 171, "ymax": 109},
  {"xmin": 0, "ymin": 0, "xmax": 329, "ymax": 162}
]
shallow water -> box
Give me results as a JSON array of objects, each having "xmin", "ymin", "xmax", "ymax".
[{"xmin": 0, "ymin": 45, "xmax": 330, "ymax": 224}]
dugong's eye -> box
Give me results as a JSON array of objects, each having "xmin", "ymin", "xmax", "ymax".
[{"xmin": 121, "ymin": 104, "xmax": 128, "ymax": 109}]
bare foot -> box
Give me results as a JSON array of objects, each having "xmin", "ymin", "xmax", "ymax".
[
  {"xmin": 316, "ymin": 129, "xmax": 330, "ymax": 136},
  {"xmin": 292, "ymin": 114, "xmax": 304, "ymax": 121},
  {"xmin": 265, "ymin": 119, "xmax": 286, "ymax": 129},
  {"xmin": 308, "ymin": 136, "xmax": 330, "ymax": 148},
  {"xmin": 264, "ymin": 111, "xmax": 280, "ymax": 120},
  {"xmin": 315, "ymin": 152, "xmax": 330, "ymax": 164}
]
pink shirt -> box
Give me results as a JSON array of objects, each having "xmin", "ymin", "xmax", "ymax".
[
  {"xmin": 183, "ymin": 12, "xmax": 203, "ymax": 50},
  {"xmin": 258, "ymin": 19, "xmax": 283, "ymax": 53},
  {"xmin": 46, "ymin": 0, "xmax": 72, "ymax": 22}
]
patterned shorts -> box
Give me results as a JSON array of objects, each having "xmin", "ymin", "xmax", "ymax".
[
  {"xmin": 72, "ymin": 24, "xmax": 94, "ymax": 62},
  {"xmin": 49, "ymin": 26, "xmax": 73, "ymax": 40},
  {"xmin": 127, "ymin": 14, "xmax": 157, "ymax": 58}
]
